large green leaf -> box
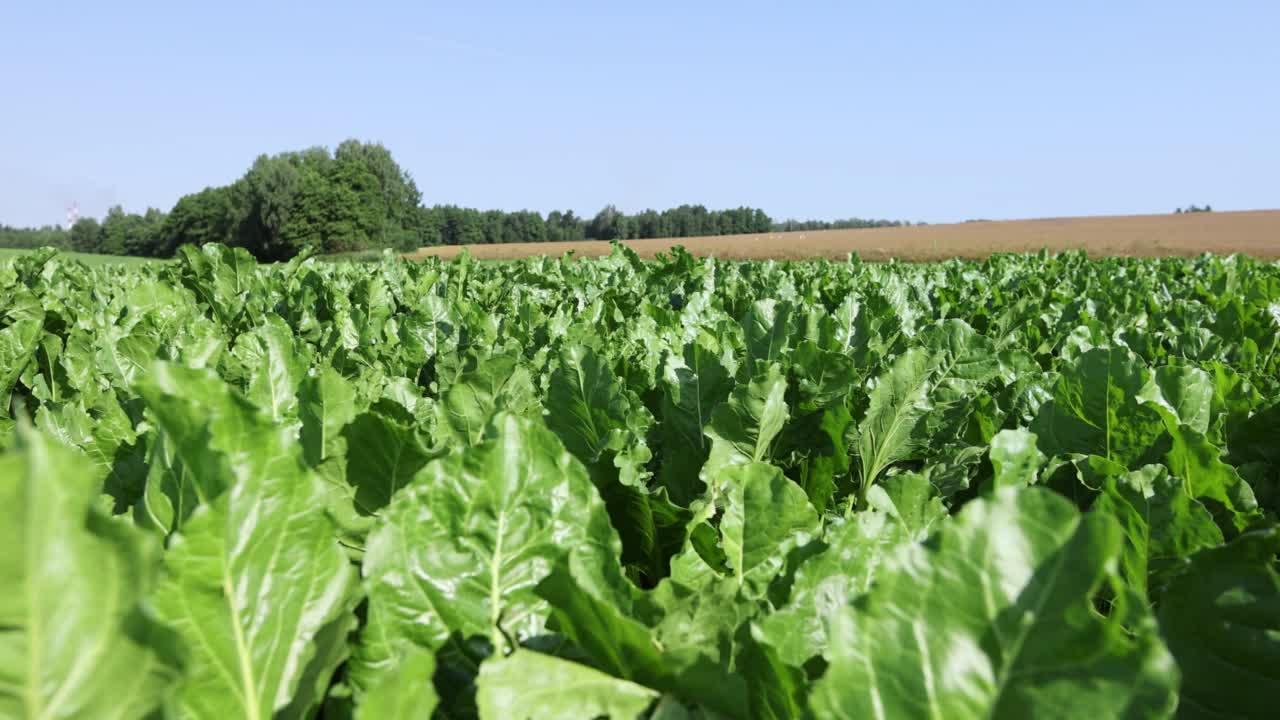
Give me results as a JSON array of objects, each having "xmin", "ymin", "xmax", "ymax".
[
  {"xmin": 718, "ymin": 462, "xmax": 819, "ymax": 589},
  {"xmin": 741, "ymin": 299, "xmax": 793, "ymax": 376},
  {"xmin": 536, "ymin": 565, "xmax": 665, "ymax": 686},
  {"xmin": 546, "ymin": 345, "xmax": 634, "ymax": 465},
  {"xmin": 535, "ymin": 563, "xmax": 749, "ymax": 717},
  {"xmin": 736, "ymin": 625, "xmax": 808, "ymax": 720},
  {"xmin": 701, "ymin": 364, "xmax": 788, "ymax": 488},
  {"xmin": 175, "ymin": 243, "xmax": 260, "ymax": 328},
  {"xmin": 354, "ymin": 646, "xmax": 438, "ymax": 720},
  {"xmin": 1156, "ymin": 420, "xmax": 1260, "ymax": 531},
  {"xmin": 146, "ymin": 366, "xmax": 357, "ymax": 720},
  {"xmin": 545, "ymin": 345, "xmax": 688, "ymax": 580},
  {"xmin": 298, "ymin": 367, "xmax": 358, "ymax": 470},
  {"xmin": 156, "ymin": 508, "xmax": 353, "ymax": 720},
  {"xmin": 790, "ymin": 341, "xmax": 859, "ymax": 412},
  {"xmin": 34, "ymin": 392, "xmax": 147, "ymax": 512},
  {"xmin": 342, "ymin": 401, "xmax": 435, "ymax": 515},
  {"xmin": 923, "ymin": 320, "xmax": 1000, "ymax": 397},
  {"xmin": 756, "ymin": 509, "xmax": 913, "ymax": 667},
  {"xmin": 352, "ymin": 414, "xmax": 627, "ymax": 695},
  {"xmin": 1156, "ymin": 527, "xmax": 1280, "ymax": 719},
  {"xmin": 855, "ymin": 347, "xmax": 933, "ymax": 502},
  {"xmin": 0, "ymin": 316, "xmax": 42, "ymax": 448},
  {"xmin": 137, "ymin": 362, "xmax": 292, "ymax": 506},
  {"xmin": 278, "ymin": 607, "xmax": 360, "ymax": 720},
  {"xmin": 923, "ymin": 319, "xmax": 1000, "ymax": 441},
  {"xmin": 659, "ymin": 337, "xmax": 734, "ymax": 505},
  {"xmin": 1093, "ymin": 464, "xmax": 1223, "ymax": 600},
  {"xmin": 433, "ymin": 353, "xmax": 540, "ymax": 445},
  {"xmin": 866, "ymin": 471, "xmax": 948, "ymax": 539},
  {"xmin": 233, "ymin": 314, "xmax": 305, "ymax": 422},
  {"xmin": 1225, "ymin": 400, "xmax": 1280, "ymax": 468},
  {"xmin": 988, "ymin": 428, "xmax": 1047, "ymax": 489},
  {"xmin": 810, "ymin": 486, "xmax": 1179, "ymax": 720},
  {"xmin": 0, "ymin": 430, "xmax": 182, "ymax": 720},
  {"xmin": 1138, "ymin": 365, "xmax": 1215, "ymax": 435},
  {"xmin": 1031, "ymin": 346, "xmax": 1163, "ymax": 466},
  {"xmin": 476, "ymin": 651, "xmax": 658, "ymax": 720},
  {"xmin": 545, "ymin": 344, "xmax": 654, "ymax": 488},
  {"xmin": 774, "ymin": 403, "xmax": 852, "ymax": 513}
]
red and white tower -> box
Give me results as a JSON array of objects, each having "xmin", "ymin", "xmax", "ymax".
[{"xmin": 65, "ymin": 202, "xmax": 79, "ymax": 230}]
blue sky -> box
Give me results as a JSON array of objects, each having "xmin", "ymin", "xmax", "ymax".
[{"xmin": 2, "ymin": 1, "xmax": 1277, "ymax": 227}]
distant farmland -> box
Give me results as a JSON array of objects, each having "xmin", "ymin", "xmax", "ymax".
[{"xmin": 407, "ymin": 209, "xmax": 1280, "ymax": 262}]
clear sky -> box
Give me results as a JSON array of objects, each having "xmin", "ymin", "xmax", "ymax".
[{"xmin": 2, "ymin": 1, "xmax": 1277, "ymax": 227}]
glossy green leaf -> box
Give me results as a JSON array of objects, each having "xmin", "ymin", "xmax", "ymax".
[
  {"xmin": 234, "ymin": 314, "xmax": 305, "ymax": 421},
  {"xmin": 145, "ymin": 366, "xmax": 357, "ymax": 720},
  {"xmin": 701, "ymin": 364, "xmax": 788, "ymax": 487},
  {"xmin": 1031, "ymin": 346, "xmax": 1163, "ymax": 466},
  {"xmin": 924, "ymin": 319, "xmax": 1000, "ymax": 405},
  {"xmin": 736, "ymin": 625, "xmax": 807, "ymax": 720},
  {"xmin": 536, "ymin": 564, "xmax": 745, "ymax": 717},
  {"xmin": 659, "ymin": 338, "xmax": 734, "ymax": 505},
  {"xmin": 719, "ymin": 462, "xmax": 819, "ymax": 588},
  {"xmin": 354, "ymin": 647, "xmax": 438, "ymax": 720},
  {"xmin": 790, "ymin": 341, "xmax": 858, "ymax": 412},
  {"xmin": 0, "ymin": 430, "xmax": 182, "ymax": 720},
  {"xmin": 545, "ymin": 344, "xmax": 654, "ymax": 488},
  {"xmin": 1093, "ymin": 464, "xmax": 1222, "ymax": 599},
  {"xmin": 1138, "ymin": 365, "xmax": 1215, "ymax": 435},
  {"xmin": 0, "ymin": 317, "xmax": 42, "ymax": 409},
  {"xmin": 136, "ymin": 362, "xmax": 288, "ymax": 506},
  {"xmin": 1157, "ymin": 420, "xmax": 1260, "ymax": 531},
  {"xmin": 298, "ymin": 367, "xmax": 358, "ymax": 470},
  {"xmin": 342, "ymin": 401, "xmax": 435, "ymax": 514},
  {"xmin": 856, "ymin": 347, "xmax": 932, "ymax": 501},
  {"xmin": 742, "ymin": 299, "xmax": 793, "ymax": 376},
  {"xmin": 546, "ymin": 345, "xmax": 634, "ymax": 465},
  {"xmin": 476, "ymin": 651, "xmax": 658, "ymax": 720},
  {"xmin": 810, "ymin": 486, "xmax": 1179, "ymax": 720},
  {"xmin": 353, "ymin": 414, "xmax": 627, "ymax": 694},
  {"xmin": 989, "ymin": 428, "xmax": 1047, "ymax": 489},
  {"xmin": 757, "ymin": 509, "xmax": 913, "ymax": 667},
  {"xmin": 433, "ymin": 353, "xmax": 540, "ymax": 445}
]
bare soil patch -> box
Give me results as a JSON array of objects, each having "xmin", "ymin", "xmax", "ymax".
[{"xmin": 406, "ymin": 210, "xmax": 1280, "ymax": 262}]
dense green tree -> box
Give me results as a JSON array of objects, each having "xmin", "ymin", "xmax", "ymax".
[
  {"xmin": 335, "ymin": 139, "xmax": 422, "ymax": 227},
  {"xmin": 154, "ymin": 140, "xmax": 425, "ymax": 259},
  {"xmin": 68, "ymin": 218, "xmax": 103, "ymax": 253},
  {"xmin": 157, "ymin": 185, "xmax": 243, "ymax": 257},
  {"xmin": 546, "ymin": 210, "xmax": 585, "ymax": 242},
  {"xmin": 634, "ymin": 210, "xmax": 661, "ymax": 238},
  {"xmin": 99, "ymin": 205, "xmax": 162, "ymax": 256},
  {"xmin": 587, "ymin": 205, "xmax": 623, "ymax": 240},
  {"xmin": 240, "ymin": 154, "xmax": 303, "ymax": 258}
]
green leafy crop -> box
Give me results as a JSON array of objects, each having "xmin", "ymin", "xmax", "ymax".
[{"xmin": 1, "ymin": 244, "xmax": 1277, "ymax": 718}]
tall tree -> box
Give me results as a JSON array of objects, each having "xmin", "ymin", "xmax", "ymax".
[{"xmin": 68, "ymin": 218, "xmax": 102, "ymax": 253}]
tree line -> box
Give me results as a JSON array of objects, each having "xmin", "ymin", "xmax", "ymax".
[
  {"xmin": 771, "ymin": 217, "xmax": 915, "ymax": 232},
  {"xmin": 0, "ymin": 140, "xmax": 910, "ymax": 260},
  {"xmin": 0, "ymin": 206, "xmax": 169, "ymax": 255},
  {"xmin": 417, "ymin": 204, "xmax": 774, "ymax": 246}
]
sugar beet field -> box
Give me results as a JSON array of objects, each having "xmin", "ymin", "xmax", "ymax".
[{"xmin": 3, "ymin": 243, "xmax": 1279, "ymax": 719}]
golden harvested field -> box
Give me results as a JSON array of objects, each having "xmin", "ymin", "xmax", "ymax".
[{"xmin": 407, "ymin": 209, "xmax": 1280, "ymax": 262}]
